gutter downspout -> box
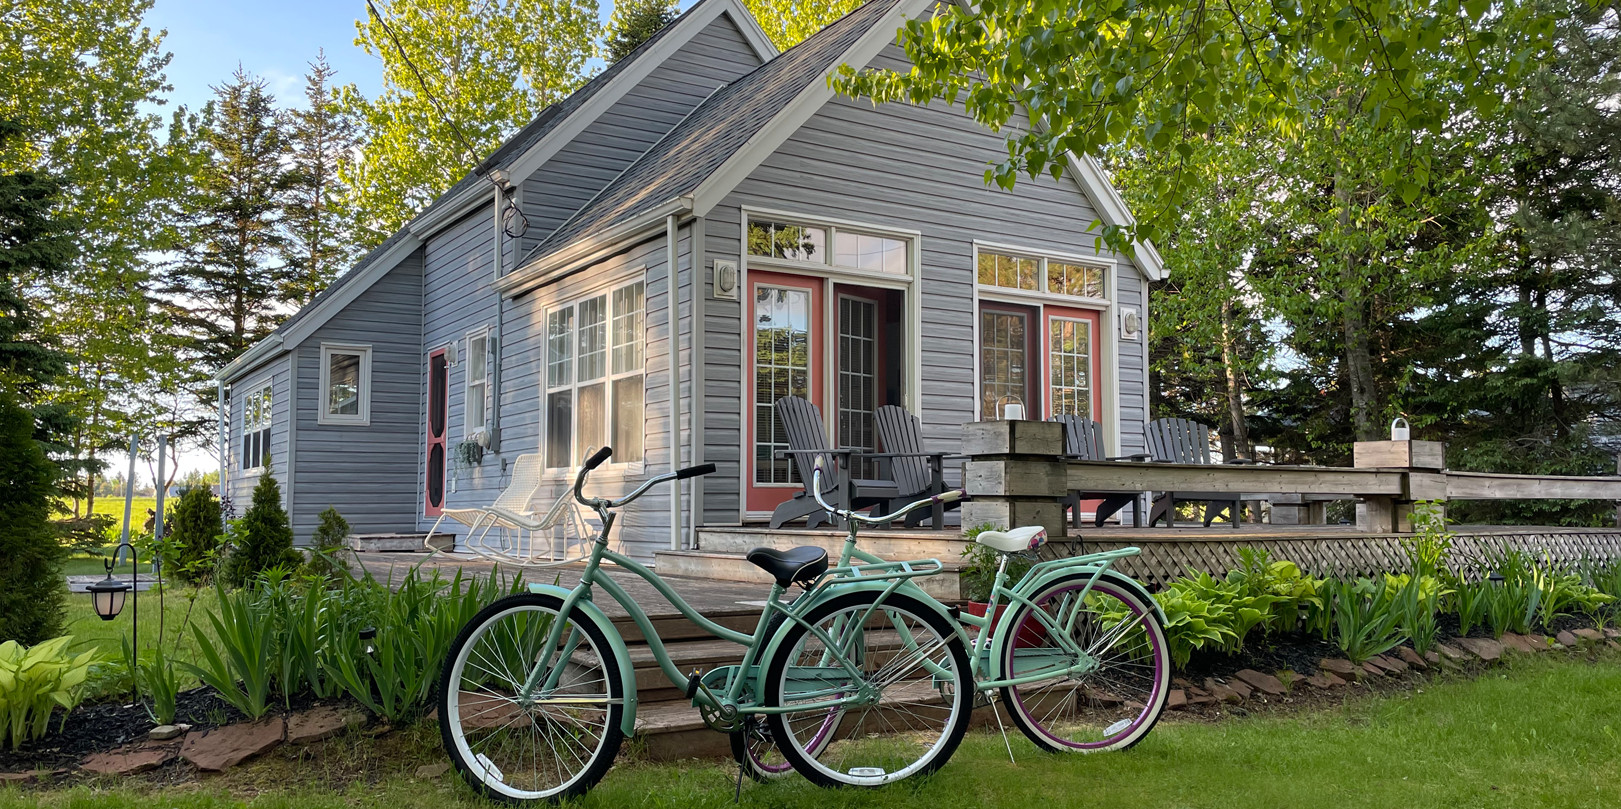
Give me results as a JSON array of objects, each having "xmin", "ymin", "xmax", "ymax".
[
  {"xmin": 688, "ymin": 216, "xmax": 705, "ymax": 545},
  {"xmin": 490, "ymin": 179, "xmax": 506, "ymax": 454},
  {"xmin": 667, "ymin": 214, "xmax": 682, "ymax": 552},
  {"xmin": 217, "ymin": 381, "xmax": 228, "ymax": 500}
]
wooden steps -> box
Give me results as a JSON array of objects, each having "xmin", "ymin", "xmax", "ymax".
[{"xmin": 653, "ymin": 550, "xmax": 963, "ymax": 601}]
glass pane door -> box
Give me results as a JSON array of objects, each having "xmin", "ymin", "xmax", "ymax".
[
  {"xmin": 838, "ymin": 296, "xmax": 878, "ymax": 478},
  {"xmin": 1045, "ymin": 307, "xmax": 1101, "ymax": 420},
  {"xmin": 979, "ymin": 309, "xmax": 1030, "ymax": 419}
]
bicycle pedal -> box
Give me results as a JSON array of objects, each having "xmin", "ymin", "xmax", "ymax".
[{"xmin": 685, "ymin": 669, "xmax": 704, "ymax": 700}]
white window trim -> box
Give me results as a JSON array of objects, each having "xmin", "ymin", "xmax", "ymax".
[
  {"xmin": 541, "ymin": 275, "xmax": 647, "ymax": 478},
  {"xmin": 972, "ymin": 240, "xmax": 1113, "ymax": 305},
  {"xmin": 464, "ymin": 327, "xmax": 492, "ymax": 437},
  {"xmin": 317, "ymin": 343, "xmax": 372, "ymax": 427},
  {"xmin": 242, "ymin": 382, "xmax": 274, "ymax": 472},
  {"xmin": 745, "ymin": 209, "xmax": 919, "ymax": 279}
]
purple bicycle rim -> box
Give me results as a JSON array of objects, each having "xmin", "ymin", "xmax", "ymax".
[{"xmin": 1006, "ymin": 581, "xmax": 1164, "ymax": 750}]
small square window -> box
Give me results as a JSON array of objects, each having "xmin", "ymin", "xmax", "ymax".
[{"xmin": 319, "ymin": 345, "xmax": 371, "ymax": 426}]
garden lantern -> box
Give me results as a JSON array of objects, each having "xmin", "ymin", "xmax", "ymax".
[{"xmin": 87, "ymin": 574, "xmax": 131, "ymax": 621}]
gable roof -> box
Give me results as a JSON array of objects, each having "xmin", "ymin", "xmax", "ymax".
[
  {"xmin": 505, "ymin": 0, "xmax": 912, "ymax": 288},
  {"xmin": 219, "ymin": 0, "xmax": 774, "ymax": 384},
  {"xmin": 506, "ymin": 0, "xmax": 1165, "ymax": 288}
]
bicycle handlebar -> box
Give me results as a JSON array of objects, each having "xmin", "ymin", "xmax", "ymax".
[
  {"xmin": 573, "ymin": 447, "xmax": 716, "ymax": 513},
  {"xmin": 810, "ymin": 461, "xmax": 967, "ymax": 526}
]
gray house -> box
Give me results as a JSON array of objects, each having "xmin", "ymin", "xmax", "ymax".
[{"xmin": 213, "ymin": 0, "xmax": 1165, "ymax": 560}]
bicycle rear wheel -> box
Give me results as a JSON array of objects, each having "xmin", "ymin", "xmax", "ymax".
[
  {"xmin": 763, "ymin": 591, "xmax": 972, "ymax": 787},
  {"xmin": 439, "ymin": 593, "xmax": 625, "ymax": 803},
  {"xmin": 998, "ymin": 576, "xmax": 1169, "ymax": 752}
]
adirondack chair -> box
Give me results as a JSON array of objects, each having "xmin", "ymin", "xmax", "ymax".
[
  {"xmin": 873, "ymin": 405, "xmax": 965, "ymax": 529},
  {"xmin": 769, "ymin": 396, "xmax": 900, "ymax": 529},
  {"xmin": 1050, "ymin": 414, "xmax": 1151, "ymax": 528},
  {"xmin": 1143, "ymin": 418, "xmax": 1255, "ymax": 529}
]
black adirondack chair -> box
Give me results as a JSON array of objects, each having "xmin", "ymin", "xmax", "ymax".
[
  {"xmin": 873, "ymin": 405, "xmax": 964, "ymax": 529},
  {"xmin": 1144, "ymin": 417, "xmax": 1255, "ymax": 529},
  {"xmin": 1051, "ymin": 414, "xmax": 1151, "ymax": 528},
  {"xmin": 768, "ymin": 396, "xmax": 899, "ymax": 529}
]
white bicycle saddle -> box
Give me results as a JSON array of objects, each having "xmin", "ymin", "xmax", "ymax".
[{"xmin": 972, "ymin": 525, "xmax": 1047, "ymax": 554}]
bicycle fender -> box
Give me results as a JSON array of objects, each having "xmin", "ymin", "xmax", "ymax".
[
  {"xmin": 750, "ymin": 580, "xmax": 962, "ymax": 700},
  {"xmin": 985, "ymin": 568, "xmax": 1165, "ymax": 682},
  {"xmin": 526, "ymin": 582, "xmax": 639, "ymax": 736}
]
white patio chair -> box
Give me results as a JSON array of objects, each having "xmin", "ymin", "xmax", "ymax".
[{"xmin": 423, "ymin": 452, "xmax": 546, "ymax": 555}]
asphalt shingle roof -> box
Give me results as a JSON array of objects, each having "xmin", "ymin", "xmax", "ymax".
[{"xmin": 524, "ymin": 0, "xmax": 904, "ymax": 264}]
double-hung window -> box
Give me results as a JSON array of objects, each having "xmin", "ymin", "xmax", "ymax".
[
  {"xmin": 465, "ymin": 330, "xmax": 492, "ymax": 434},
  {"xmin": 241, "ymin": 384, "xmax": 273, "ymax": 470},
  {"xmin": 319, "ymin": 344, "xmax": 371, "ymax": 426},
  {"xmin": 545, "ymin": 280, "xmax": 645, "ymax": 468}
]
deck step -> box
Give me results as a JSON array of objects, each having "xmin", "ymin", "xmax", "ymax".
[
  {"xmin": 696, "ymin": 527, "xmax": 970, "ymax": 559},
  {"xmin": 652, "ymin": 550, "xmax": 963, "ymax": 601}
]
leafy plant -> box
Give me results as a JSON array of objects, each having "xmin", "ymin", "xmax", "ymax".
[
  {"xmin": 1391, "ymin": 573, "xmax": 1441, "ymax": 655},
  {"xmin": 303, "ymin": 506, "xmax": 352, "ymax": 582},
  {"xmin": 125, "ymin": 637, "xmax": 180, "ymax": 725},
  {"xmin": 1482, "ymin": 550, "xmax": 1542, "ymax": 637},
  {"xmin": 1446, "ymin": 573, "xmax": 1492, "ymax": 637},
  {"xmin": 1226, "ymin": 548, "xmax": 1322, "ymax": 634},
  {"xmin": 1148, "ymin": 585, "xmax": 1241, "ymax": 668},
  {"xmin": 1330, "ymin": 578, "xmax": 1404, "ymax": 663},
  {"xmin": 0, "ymin": 637, "xmax": 99, "ymax": 749},
  {"xmin": 164, "ymin": 486, "xmax": 224, "ymax": 585},
  {"xmin": 183, "ymin": 581, "xmax": 278, "ymax": 719},
  {"xmin": 958, "ymin": 524, "xmax": 1032, "ymax": 603},
  {"xmin": 1404, "ymin": 501, "xmax": 1453, "ymax": 577}
]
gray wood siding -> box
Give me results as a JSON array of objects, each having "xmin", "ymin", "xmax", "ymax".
[
  {"xmin": 516, "ymin": 13, "xmax": 765, "ymax": 250},
  {"xmin": 697, "ymin": 45, "xmax": 1153, "ymax": 521},
  {"xmin": 290, "ymin": 251, "xmax": 425, "ymax": 541},
  {"xmin": 226, "ymin": 358, "xmax": 292, "ymax": 513},
  {"xmin": 501, "ymin": 233, "xmax": 680, "ymax": 559}
]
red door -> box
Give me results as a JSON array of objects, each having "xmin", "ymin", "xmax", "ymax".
[
  {"xmin": 425, "ymin": 349, "xmax": 448, "ymax": 517},
  {"xmin": 1041, "ymin": 306, "xmax": 1103, "ymax": 420},
  {"xmin": 746, "ymin": 271, "xmax": 824, "ymax": 514}
]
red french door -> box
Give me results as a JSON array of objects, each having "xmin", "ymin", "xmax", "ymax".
[
  {"xmin": 746, "ymin": 271, "xmax": 824, "ymax": 514},
  {"xmin": 1042, "ymin": 306, "xmax": 1102, "ymax": 420},
  {"xmin": 425, "ymin": 349, "xmax": 448, "ymax": 517}
]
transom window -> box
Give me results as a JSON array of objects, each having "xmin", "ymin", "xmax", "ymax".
[
  {"xmin": 242, "ymin": 383, "xmax": 273, "ymax": 470},
  {"xmin": 466, "ymin": 331, "xmax": 491, "ymax": 433},
  {"xmin": 320, "ymin": 344, "xmax": 371, "ymax": 426},
  {"xmin": 545, "ymin": 281, "xmax": 645, "ymax": 468},
  {"xmin": 749, "ymin": 218, "xmax": 908, "ymax": 274},
  {"xmin": 978, "ymin": 248, "xmax": 1107, "ymax": 299}
]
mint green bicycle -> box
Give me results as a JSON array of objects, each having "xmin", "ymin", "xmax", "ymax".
[{"xmin": 437, "ymin": 448, "xmax": 1170, "ymax": 803}]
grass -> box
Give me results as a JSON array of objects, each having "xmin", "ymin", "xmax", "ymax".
[
  {"xmin": 7, "ymin": 651, "xmax": 1620, "ymax": 808},
  {"xmin": 60, "ymin": 584, "xmax": 222, "ymax": 694}
]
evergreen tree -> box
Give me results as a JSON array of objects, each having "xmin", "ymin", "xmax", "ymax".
[
  {"xmin": 303, "ymin": 505, "xmax": 352, "ymax": 582},
  {"xmin": 0, "ymin": 119, "xmax": 70, "ymax": 396},
  {"xmin": 0, "ymin": 391, "xmax": 66, "ymax": 644},
  {"xmin": 165, "ymin": 485, "xmax": 223, "ymax": 585},
  {"xmin": 223, "ymin": 470, "xmax": 300, "ymax": 587},
  {"xmin": 604, "ymin": 0, "xmax": 677, "ymax": 62},
  {"xmin": 161, "ymin": 69, "xmax": 291, "ymax": 379},
  {"xmin": 283, "ymin": 52, "xmax": 358, "ymax": 306}
]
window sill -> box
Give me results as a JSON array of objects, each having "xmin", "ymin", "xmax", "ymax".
[{"xmin": 318, "ymin": 415, "xmax": 371, "ymax": 427}]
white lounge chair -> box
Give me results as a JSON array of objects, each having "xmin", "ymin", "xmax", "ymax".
[{"xmin": 423, "ymin": 453, "xmax": 546, "ymax": 555}]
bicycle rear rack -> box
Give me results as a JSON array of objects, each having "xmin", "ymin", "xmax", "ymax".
[{"xmin": 818, "ymin": 557, "xmax": 945, "ymax": 585}]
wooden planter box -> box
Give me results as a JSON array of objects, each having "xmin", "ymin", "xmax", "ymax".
[{"xmin": 1352, "ymin": 440, "xmax": 1446, "ymax": 471}]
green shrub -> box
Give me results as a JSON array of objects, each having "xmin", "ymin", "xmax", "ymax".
[
  {"xmin": 165, "ymin": 486, "xmax": 224, "ymax": 585},
  {"xmin": 302, "ymin": 506, "xmax": 352, "ymax": 582},
  {"xmin": 222, "ymin": 472, "xmax": 300, "ymax": 588},
  {"xmin": 1226, "ymin": 548, "xmax": 1324, "ymax": 634},
  {"xmin": 1148, "ymin": 584, "xmax": 1242, "ymax": 668},
  {"xmin": 52, "ymin": 514, "xmax": 115, "ymax": 555},
  {"xmin": 0, "ymin": 394, "xmax": 66, "ymax": 645},
  {"xmin": 0, "ymin": 637, "xmax": 98, "ymax": 749}
]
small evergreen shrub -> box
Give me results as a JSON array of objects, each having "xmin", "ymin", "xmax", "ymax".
[
  {"xmin": 222, "ymin": 472, "xmax": 300, "ymax": 587},
  {"xmin": 165, "ymin": 486, "xmax": 224, "ymax": 585},
  {"xmin": 303, "ymin": 505, "xmax": 352, "ymax": 581},
  {"xmin": 0, "ymin": 395, "xmax": 66, "ymax": 645}
]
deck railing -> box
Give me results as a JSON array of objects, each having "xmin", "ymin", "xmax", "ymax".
[{"xmin": 960, "ymin": 420, "xmax": 1621, "ymax": 539}]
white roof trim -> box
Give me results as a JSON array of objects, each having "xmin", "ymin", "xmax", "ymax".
[
  {"xmin": 688, "ymin": 0, "xmax": 931, "ymax": 215},
  {"xmin": 216, "ymin": 232, "xmax": 423, "ymax": 383},
  {"xmin": 404, "ymin": 0, "xmax": 775, "ymax": 242},
  {"xmin": 1067, "ymin": 154, "xmax": 1165, "ymax": 281},
  {"xmin": 497, "ymin": 198, "xmax": 692, "ymax": 296}
]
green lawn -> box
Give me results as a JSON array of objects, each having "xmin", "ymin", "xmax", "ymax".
[
  {"xmin": 60, "ymin": 585, "xmax": 221, "ymax": 689},
  {"xmin": 7, "ymin": 651, "xmax": 1620, "ymax": 808}
]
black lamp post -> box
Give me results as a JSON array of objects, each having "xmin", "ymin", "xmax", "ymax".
[{"xmin": 87, "ymin": 573, "xmax": 131, "ymax": 621}]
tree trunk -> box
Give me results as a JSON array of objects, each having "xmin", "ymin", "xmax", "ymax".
[
  {"xmin": 1336, "ymin": 174, "xmax": 1380, "ymax": 441},
  {"xmin": 1220, "ymin": 294, "xmax": 1251, "ymax": 458}
]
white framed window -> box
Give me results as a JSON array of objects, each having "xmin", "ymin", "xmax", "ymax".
[
  {"xmin": 241, "ymin": 383, "xmax": 273, "ymax": 470},
  {"xmin": 318, "ymin": 344, "xmax": 371, "ymax": 426},
  {"xmin": 545, "ymin": 280, "xmax": 645, "ymax": 468},
  {"xmin": 977, "ymin": 246, "xmax": 1108, "ymax": 300},
  {"xmin": 748, "ymin": 217, "xmax": 909, "ymax": 275},
  {"xmin": 465, "ymin": 329, "xmax": 492, "ymax": 434}
]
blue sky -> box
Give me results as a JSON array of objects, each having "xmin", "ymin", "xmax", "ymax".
[{"xmin": 145, "ymin": 0, "xmax": 632, "ymax": 113}]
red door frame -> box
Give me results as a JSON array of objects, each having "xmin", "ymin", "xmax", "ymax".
[
  {"xmin": 1040, "ymin": 305, "xmax": 1104, "ymax": 420},
  {"xmin": 746, "ymin": 271, "xmax": 824, "ymax": 515},
  {"xmin": 425, "ymin": 349, "xmax": 448, "ymax": 517}
]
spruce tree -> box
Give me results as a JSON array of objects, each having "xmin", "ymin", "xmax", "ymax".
[
  {"xmin": 160, "ymin": 68, "xmax": 292, "ymax": 379},
  {"xmin": 603, "ymin": 0, "xmax": 677, "ymax": 62},
  {"xmin": 165, "ymin": 485, "xmax": 224, "ymax": 585},
  {"xmin": 223, "ymin": 470, "xmax": 300, "ymax": 587},
  {"xmin": 303, "ymin": 505, "xmax": 352, "ymax": 582},
  {"xmin": 282, "ymin": 52, "xmax": 357, "ymax": 307},
  {"xmin": 0, "ymin": 392, "xmax": 65, "ymax": 644}
]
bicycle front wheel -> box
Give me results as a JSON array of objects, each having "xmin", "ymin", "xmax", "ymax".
[
  {"xmin": 763, "ymin": 591, "xmax": 972, "ymax": 787},
  {"xmin": 439, "ymin": 593, "xmax": 625, "ymax": 804},
  {"xmin": 998, "ymin": 575, "xmax": 1169, "ymax": 753}
]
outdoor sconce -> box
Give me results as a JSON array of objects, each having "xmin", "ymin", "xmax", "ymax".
[{"xmin": 88, "ymin": 574, "xmax": 131, "ymax": 621}]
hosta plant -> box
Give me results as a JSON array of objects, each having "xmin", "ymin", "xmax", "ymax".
[{"xmin": 0, "ymin": 636, "xmax": 99, "ymax": 749}]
